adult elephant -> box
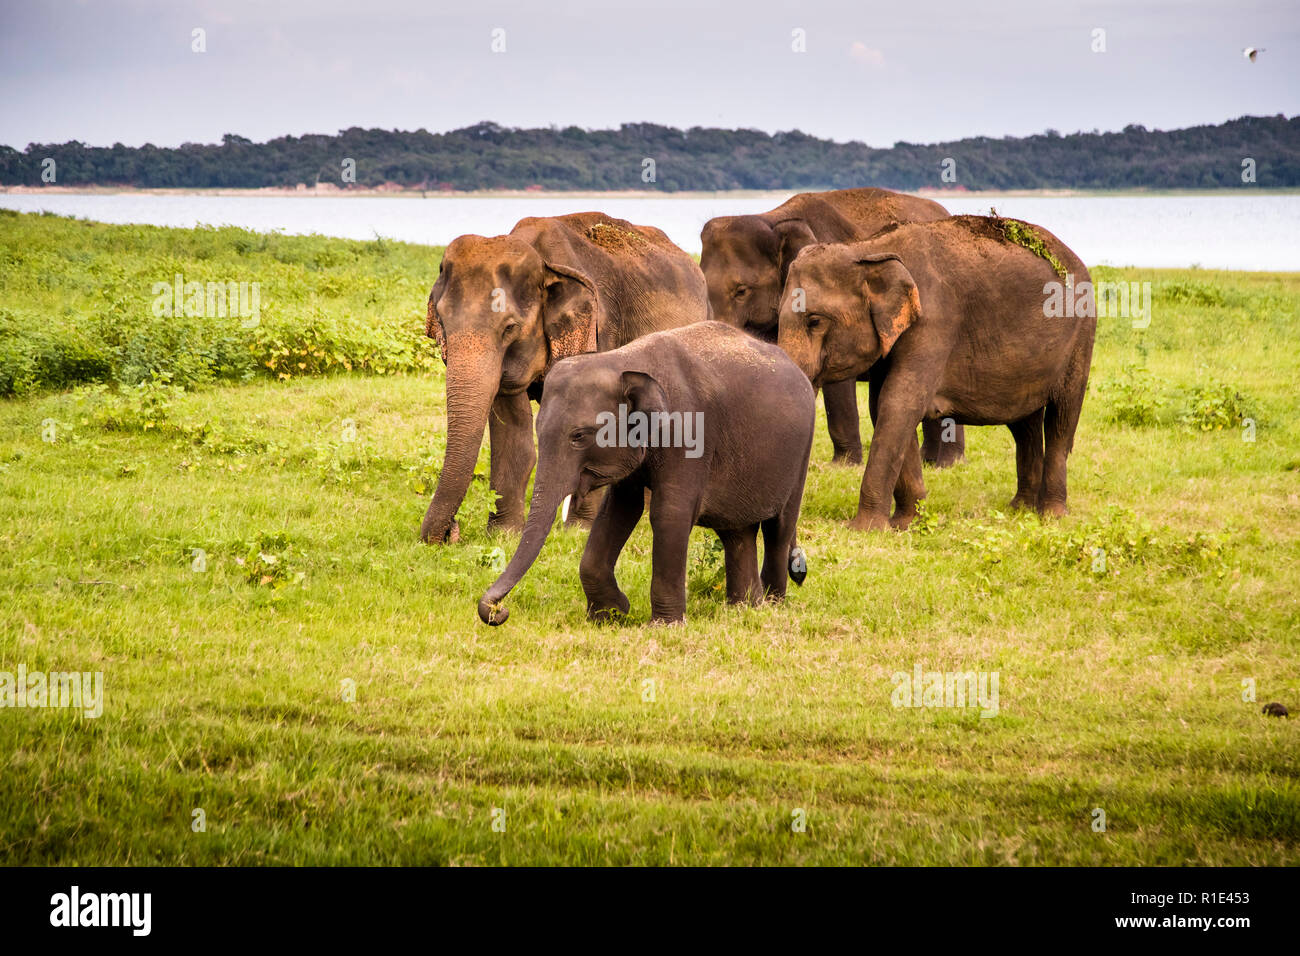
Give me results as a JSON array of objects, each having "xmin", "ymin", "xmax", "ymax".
[
  {"xmin": 777, "ymin": 215, "xmax": 1096, "ymax": 531},
  {"xmin": 420, "ymin": 213, "xmax": 708, "ymax": 544},
  {"xmin": 700, "ymin": 187, "xmax": 966, "ymax": 467}
]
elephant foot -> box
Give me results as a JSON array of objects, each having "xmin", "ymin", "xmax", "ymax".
[
  {"xmin": 726, "ymin": 582, "xmax": 765, "ymax": 607},
  {"xmin": 587, "ymin": 591, "xmax": 631, "ymax": 623},
  {"xmin": 1038, "ymin": 499, "xmax": 1069, "ymax": 518},
  {"xmin": 847, "ymin": 511, "xmax": 891, "ymax": 532},
  {"xmin": 421, "ymin": 518, "xmax": 460, "ymax": 545},
  {"xmin": 889, "ymin": 510, "xmax": 916, "ymax": 531},
  {"xmin": 648, "ymin": 615, "xmax": 686, "ymax": 628},
  {"xmin": 831, "ymin": 448, "xmax": 864, "ymax": 467},
  {"xmin": 1008, "ymin": 494, "xmax": 1037, "ymax": 512},
  {"xmin": 486, "ymin": 514, "xmax": 524, "ymax": 537},
  {"xmin": 927, "ymin": 452, "xmax": 965, "ymax": 470}
]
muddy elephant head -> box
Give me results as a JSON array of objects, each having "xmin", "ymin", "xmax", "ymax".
[
  {"xmin": 777, "ymin": 245, "xmax": 921, "ymax": 388},
  {"xmin": 420, "ymin": 234, "xmax": 601, "ymax": 543},
  {"xmin": 477, "ymin": 359, "xmax": 660, "ymax": 624},
  {"xmin": 700, "ymin": 216, "xmax": 818, "ymax": 337}
]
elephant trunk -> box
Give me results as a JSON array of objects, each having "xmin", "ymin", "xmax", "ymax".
[
  {"xmin": 420, "ymin": 341, "xmax": 503, "ymax": 543},
  {"xmin": 777, "ymin": 328, "xmax": 821, "ymax": 385},
  {"xmin": 478, "ymin": 464, "xmax": 572, "ymax": 625}
]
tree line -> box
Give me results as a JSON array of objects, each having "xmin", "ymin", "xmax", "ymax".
[{"xmin": 2, "ymin": 115, "xmax": 1296, "ymax": 191}]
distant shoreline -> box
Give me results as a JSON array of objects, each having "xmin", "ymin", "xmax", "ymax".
[{"xmin": 3, "ymin": 185, "xmax": 1298, "ymax": 199}]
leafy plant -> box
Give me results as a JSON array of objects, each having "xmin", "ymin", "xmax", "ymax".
[
  {"xmin": 688, "ymin": 536, "xmax": 727, "ymax": 598},
  {"xmin": 314, "ymin": 437, "xmax": 371, "ymax": 484},
  {"xmin": 958, "ymin": 507, "xmax": 1230, "ymax": 578},
  {"xmin": 1181, "ymin": 382, "xmax": 1254, "ymax": 431},
  {"xmin": 234, "ymin": 531, "xmax": 305, "ymax": 588},
  {"xmin": 1000, "ymin": 218, "xmax": 1067, "ymax": 279},
  {"xmin": 1095, "ymin": 362, "xmax": 1167, "ymax": 426}
]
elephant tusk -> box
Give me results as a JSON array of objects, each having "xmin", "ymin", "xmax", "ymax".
[{"xmin": 561, "ymin": 494, "xmax": 572, "ymax": 524}]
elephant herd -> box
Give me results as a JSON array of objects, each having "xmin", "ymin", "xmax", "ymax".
[{"xmin": 419, "ymin": 188, "xmax": 1097, "ymax": 626}]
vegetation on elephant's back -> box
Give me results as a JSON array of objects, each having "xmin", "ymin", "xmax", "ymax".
[{"xmin": 0, "ymin": 212, "xmax": 438, "ymax": 395}]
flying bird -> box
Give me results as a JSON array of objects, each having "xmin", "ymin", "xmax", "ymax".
[{"xmin": 1242, "ymin": 47, "xmax": 1265, "ymax": 62}]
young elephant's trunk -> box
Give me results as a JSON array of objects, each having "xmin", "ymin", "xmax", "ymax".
[
  {"xmin": 477, "ymin": 467, "xmax": 572, "ymax": 625},
  {"xmin": 420, "ymin": 343, "xmax": 502, "ymax": 543}
]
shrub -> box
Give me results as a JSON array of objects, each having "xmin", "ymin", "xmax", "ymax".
[
  {"xmin": 0, "ymin": 214, "xmax": 440, "ymax": 395},
  {"xmin": 958, "ymin": 508, "xmax": 1229, "ymax": 578},
  {"xmin": 1157, "ymin": 278, "xmax": 1229, "ymax": 308},
  {"xmin": 1181, "ymin": 382, "xmax": 1254, "ymax": 431},
  {"xmin": 0, "ymin": 308, "xmax": 115, "ymax": 396},
  {"xmin": 1095, "ymin": 363, "xmax": 1166, "ymax": 426}
]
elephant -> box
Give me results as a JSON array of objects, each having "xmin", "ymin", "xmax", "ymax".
[
  {"xmin": 699, "ymin": 187, "xmax": 966, "ymax": 468},
  {"xmin": 477, "ymin": 321, "xmax": 815, "ymax": 626},
  {"xmin": 420, "ymin": 212, "xmax": 709, "ymax": 544},
  {"xmin": 776, "ymin": 215, "xmax": 1096, "ymax": 531}
]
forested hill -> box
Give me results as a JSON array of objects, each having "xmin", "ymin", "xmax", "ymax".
[{"xmin": 3, "ymin": 115, "xmax": 1297, "ymax": 191}]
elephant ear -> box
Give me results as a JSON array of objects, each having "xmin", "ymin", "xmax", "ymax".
[
  {"xmin": 772, "ymin": 219, "xmax": 818, "ymax": 286},
  {"xmin": 542, "ymin": 262, "xmax": 599, "ymax": 368},
  {"xmin": 426, "ymin": 262, "xmax": 449, "ymax": 363},
  {"xmin": 620, "ymin": 370, "xmax": 669, "ymax": 420},
  {"xmin": 857, "ymin": 253, "xmax": 921, "ymax": 359}
]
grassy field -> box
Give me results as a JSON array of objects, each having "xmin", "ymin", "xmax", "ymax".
[{"xmin": 0, "ymin": 212, "xmax": 1297, "ymax": 865}]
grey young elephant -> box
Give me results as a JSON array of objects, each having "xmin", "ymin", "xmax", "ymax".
[
  {"xmin": 478, "ymin": 321, "xmax": 815, "ymax": 626},
  {"xmin": 421, "ymin": 213, "xmax": 708, "ymax": 544},
  {"xmin": 700, "ymin": 187, "xmax": 966, "ymax": 468}
]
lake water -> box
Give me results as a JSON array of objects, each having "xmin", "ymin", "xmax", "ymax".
[{"xmin": 2, "ymin": 191, "xmax": 1297, "ymax": 270}]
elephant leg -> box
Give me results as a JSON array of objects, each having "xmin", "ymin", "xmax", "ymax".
[
  {"xmin": 868, "ymin": 373, "xmax": 916, "ymax": 511},
  {"xmin": 718, "ymin": 526, "xmax": 762, "ymax": 606},
  {"xmin": 823, "ymin": 379, "xmax": 863, "ymax": 465},
  {"xmin": 648, "ymin": 496, "xmax": 695, "ymax": 624},
  {"xmin": 1040, "ymin": 398, "xmax": 1081, "ymax": 518},
  {"xmin": 487, "ymin": 390, "xmax": 536, "ymax": 535},
  {"xmin": 890, "ymin": 435, "xmax": 927, "ymax": 530},
  {"xmin": 760, "ymin": 474, "xmax": 806, "ymax": 600},
  {"xmin": 921, "ymin": 418, "xmax": 966, "ymax": 468},
  {"xmin": 1039, "ymin": 343, "xmax": 1092, "ymax": 517},
  {"xmin": 579, "ymin": 481, "xmax": 645, "ymax": 621},
  {"xmin": 1007, "ymin": 409, "xmax": 1045, "ymax": 511},
  {"xmin": 853, "ymin": 374, "xmax": 932, "ymax": 532}
]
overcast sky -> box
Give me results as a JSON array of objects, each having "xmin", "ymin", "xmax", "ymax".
[{"xmin": 1, "ymin": 0, "xmax": 1295, "ymax": 149}]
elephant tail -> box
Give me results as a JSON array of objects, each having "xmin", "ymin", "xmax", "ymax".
[{"xmin": 788, "ymin": 546, "xmax": 808, "ymax": 586}]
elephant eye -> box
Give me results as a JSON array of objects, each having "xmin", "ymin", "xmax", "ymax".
[
  {"xmin": 569, "ymin": 427, "xmax": 592, "ymax": 447},
  {"xmin": 732, "ymin": 285, "xmax": 749, "ymax": 298},
  {"xmin": 807, "ymin": 313, "xmax": 826, "ymax": 328}
]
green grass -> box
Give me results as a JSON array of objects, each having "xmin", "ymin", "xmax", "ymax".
[{"xmin": 1, "ymin": 213, "xmax": 1297, "ymax": 865}]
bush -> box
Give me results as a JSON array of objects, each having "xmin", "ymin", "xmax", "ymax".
[
  {"xmin": 1095, "ymin": 363, "xmax": 1166, "ymax": 426},
  {"xmin": 1181, "ymin": 382, "xmax": 1254, "ymax": 431},
  {"xmin": 0, "ymin": 214, "xmax": 439, "ymax": 396},
  {"xmin": 0, "ymin": 308, "xmax": 115, "ymax": 396},
  {"xmin": 1157, "ymin": 278, "xmax": 1229, "ymax": 308},
  {"xmin": 958, "ymin": 507, "xmax": 1230, "ymax": 578}
]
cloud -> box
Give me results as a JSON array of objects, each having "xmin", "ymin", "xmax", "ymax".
[{"xmin": 849, "ymin": 41, "xmax": 885, "ymax": 69}]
